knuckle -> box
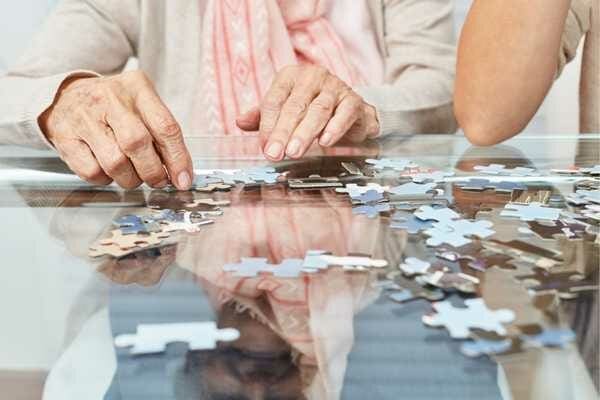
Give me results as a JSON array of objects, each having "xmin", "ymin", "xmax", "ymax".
[
  {"xmin": 120, "ymin": 133, "xmax": 150, "ymax": 155},
  {"xmin": 311, "ymin": 95, "xmax": 335, "ymax": 114},
  {"xmin": 262, "ymin": 95, "xmax": 285, "ymax": 113},
  {"xmin": 156, "ymin": 116, "xmax": 182, "ymax": 140},
  {"xmin": 284, "ymin": 98, "xmax": 308, "ymax": 116},
  {"xmin": 104, "ymin": 154, "xmax": 129, "ymax": 175},
  {"xmin": 79, "ymin": 164, "xmax": 105, "ymax": 182}
]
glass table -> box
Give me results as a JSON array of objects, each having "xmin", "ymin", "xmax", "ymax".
[{"xmin": 0, "ymin": 134, "xmax": 598, "ymax": 400}]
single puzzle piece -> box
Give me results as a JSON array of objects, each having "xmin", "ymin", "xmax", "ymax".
[
  {"xmin": 387, "ymin": 182, "xmax": 438, "ymax": 197},
  {"xmin": 410, "ymin": 170, "xmax": 454, "ymax": 183},
  {"xmin": 567, "ymin": 189, "xmax": 600, "ymax": 205},
  {"xmin": 211, "ymin": 166, "xmax": 281, "ymax": 185},
  {"xmin": 223, "ymin": 258, "xmax": 270, "ymax": 277},
  {"xmin": 193, "ymin": 175, "xmax": 225, "ymax": 188},
  {"xmin": 423, "ymin": 219, "xmax": 495, "ymax": 248},
  {"xmin": 515, "ymin": 268, "xmax": 598, "ymax": 299},
  {"xmin": 580, "ymin": 165, "xmax": 600, "ymax": 175},
  {"xmin": 460, "ymin": 338, "xmax": 513, "ymax": 357},
  {"xmin": 399, "ymin": 257, "xmax": 432, "ymax": 276},
  {"xmin": 113, "ymin": 214, "xmax": 162, "ymax": 235},
  {"xmin": 386, "ymin": 271, "xmax": 445, "ymax": 303},
  {"xmin": 527, "ymin": 219, "xmax": 587, "ymax": 240},
  {"xmin": 422, "ymin": 298, "xmax": 515, "ymax": 339},
  {"xmin": 365, "ymin": 158, "xmax": 417, "ymax": 171},
  {"xmin": 302, "ymin": 251, "xmax": 388, "ymax": 272},
  {"xmin": 352, "ymin": 203, "xmax": 391, "ymax": 218},
  {"xmin": 195, "ymin": 183, "xmax": 233, "ymax": 192},
  {"xmin": 473, "ymin": 164, "xmax": 537, "ymax": 176},
  {"xmin": 500, "ymin": 202, "xmax": 561, "ymax": 222},
  {"xmin": 390, "ymin": 212, "xmax": 434, "ymax": 234},
  {"xmin": 455, "ymin": 179, "xmax": 527, "ymax": 193},
  {"xmin": 89, "ymin": 230, "xmax": 170, "ymax": 258},
  {"xmin": 288, "ymin": 175, "xmax": 343, "ymax": 189},
  {"xmin": 114, "ymin": 322, "xmax": 240, "ymax": 355},
  {"xmin": 520, "ymin": 328, "xmax": 576, "ymax": 348},
  {"xmin": 185, "ymin": 198, "xmax": 231, "ymax": 208},
  {"xmin": 335, "ymin": 183, "xmax": 390, "ymax": 198},
  {"xmin": 414, "ymin": 206, "xmax": 460, "ymax": 224},
  {"xmin": 160, "ymin": 211, "xmax": 214, "ymax": 233},
  {"xmin": 354, "ymin": 189, "xmax": 386, "ymax": 204}
]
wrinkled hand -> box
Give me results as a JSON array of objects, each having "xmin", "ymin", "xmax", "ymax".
[
  {"xmin": 236, "ymin": 65, "xmax": 380, "ymax": 161},
  {"xmin": 39, "ymin": 71, "xmax": 194, "ymax": 190}
]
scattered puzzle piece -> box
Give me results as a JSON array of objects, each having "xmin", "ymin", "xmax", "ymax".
[
  {"xmin": 455, "ymin": 179, "xmax": 526, "ymax": 193},
  {"xmin": 387, "ymin": 182, "xmax": 438, "ymax": 197},
  {"xmin": 390, "ymin": 212, "xmax": 434, "ymax": 234},
  {"xmin": 422, "ymin": 298, "xmax": 515, "ymax": 339},
  {"xmin": 399, "ymin": 257, "xmax": 432, "ymax": 276},
  {"xmin": 410, "ymin": 170, "xmax": 454, "ymax": 183},
  {"xmin": 113, "ymin": 214, "xmax": 162, "ymax": 235},
  {"xmin": 520, "ymin": 328, "xmax": 576, "ymax": 348},
  {"xmin": 414, "ymin": 206, "xmax": 460, "ymax": 224},
  {"xmin": 352, "ymin": 203, "xmax": 391, "ymax": 218},
  {"xmin": 386, "ymin": 271, "xmax": 445, "ymax": 303},
  {"xmin": 365, "ymin": 158, "xmax": 417, "ymax": 171},
  {"xmin": 460, "ymin": 338, "xmax": 513, "ymax": 357},
  {"xmin": 500, "ymin": 202, "xmax": 561, "ymax": 222},
  {"xmin": 419, "ymin": 270, "xmax": 479, "ymax": 293},
  {"xmin": 89, "ymin": 230, "xmax": 170, "ymax": 258},
  {"xmin": 335, "ymin": 183, "xmax": 390, "ymax": 198},
  {"xmin": 114, "ymin": 322, "xmax": 240, "ymax": 355},
  {"xmin": 515, "ymin": 268, "xmax": 598, "ymax": 299},
  {"xmin": 473, "ymin": 164, "xmax": 537, "ymax": 176}
]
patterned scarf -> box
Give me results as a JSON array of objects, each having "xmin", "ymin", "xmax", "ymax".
[{"xmin": 201, "ymin": 0, "xmax": 365, "ymax": 135}]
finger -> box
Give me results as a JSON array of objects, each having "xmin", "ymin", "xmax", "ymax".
[
  {"xmin": 107, "ymin": 107, "xmax": 169, "ymax": 188},
  {"xmin": 81, "ymin": 117, "xmax": 142, "ymax": 189},
  {"xmin": 56, "ymin": 139, "xmax": 112, "ymax": 185},
  {"xmin": 259, "ymin": 70, "xmax": 295, "ymax": 159},
  {"xmin": 133, "ymin": 78, "xmax": 193, "ymax": 190},
  {"xmin": 265, "ymin": 71, "xmax": 326, "ymax": 161},
  {"xmin": 319, "ymin": 93, "xmax": 362, "ymax": 147},
  {"xmin": 285, "ymin": 82, "xmax": 338, "ymax": 159},
  {"xmin": 236, "ymin": 107, "xmax": 261, "ymax": 132}
]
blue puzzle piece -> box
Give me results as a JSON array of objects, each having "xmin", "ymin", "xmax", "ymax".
[
  {"xmin": 521, "ymin": 329, "xmax": 576, "ymax": 348},
  {"xmin": 390, "ymin": 212, "xmax": 434, "ymax": 234},
  {"xmin": 460, "ymin": 339, "xmax": 513, "ymax": 357},
  {"xmin": 113, "ymin": 215, "xmax": 161, "ymax": 235},
  {"xmin": 353, "ymin": 203, "xmax": 391, "ymax": 218}
]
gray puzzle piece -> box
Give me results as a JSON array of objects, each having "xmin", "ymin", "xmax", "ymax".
[
  {"xmin": 500, "ymin": 202, "xmax": 561, "ymax": 221},
  {"xmin": 520, "ymin": 328, "xmax": 575, "ymax": 348},
  {"xmin": 353, "ymin": 203, "xmax": 391, "ymax": 218},
  {"xmin": 460, "ymin": 338, "xmax": 513, "ymax": 357},
  {"xmin": 388, "ymin": 182, "xmax": 438, "ymax": 197},
  {"xmin": 223, "ymin": 258, "xmax": 270, "ymax": 277},
  {"xmin": 390, "ymin": 212, "xmax": 434, "ymax": 234},
  {"xmin": 365, "ymin": 158, "xmax": 417, "ymax": 171}
]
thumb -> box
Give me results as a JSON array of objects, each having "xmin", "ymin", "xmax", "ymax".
[{"xmin": 236, "ymin": 106, "xmax": 261, "ymax": 132}]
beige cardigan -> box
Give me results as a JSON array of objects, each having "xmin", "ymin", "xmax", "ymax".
[
  {"xmin": 0, "ymin": 0, "xmax": 457, "ymax": 150},
  {"xmin": 559, "ymin": 0, "xmax": 599, "ymax": 133}
]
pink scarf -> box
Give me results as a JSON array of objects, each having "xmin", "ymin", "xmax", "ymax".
[{"xmin": 201, "ymin": 0, "xmax": 366, "ymax": 135}]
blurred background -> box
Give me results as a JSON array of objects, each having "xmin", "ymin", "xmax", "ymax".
[{"xmin": 0, "ymin": 0, "xmax": 583, "ymax": 134}]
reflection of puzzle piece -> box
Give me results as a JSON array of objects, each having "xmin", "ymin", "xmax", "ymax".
[
  {"xmin": 527, "ymin": 220, "xmax": 587, "ymax": 240},
  {"xmin": 410, "ymin": 170, "xmax": 454, "ymax": 183},
  {"xmin": 419, "ymin": 270, "xmax": 479, "ymax": 293},
  {"xmin": 399, "ymin": 257, "xmax": 432, "ymax": 276},
  {"xmin": 365, "ymin": 158, "xmax": 417, "ymax": 171},
  {"xmin": 474, "ymin": 164, "xmax": 537, "ymax": 176},
  {"xmin": 352, "ymin": 203, "xmax": 391, "ymax": 218},
  {"xmin": 302, "ymin": 251, "xmax": 388, "ymax": 272},
  {"xmin": 388, "ymin": 182, "xmax": 438, "ymax": 197},
  {"xmin": 223, "ymin": 258, "xmax": 313, "ymax": 278},
  {"xmin": 113, "ymin": 214, "xmax": 162, "ymax": 235},
  {"xmin": 89, "ymin": 230, "xmax": 170, "ymax": 258},
  {"xmin": 185, "ymin": 199, "xmax": 231, "ymax": 208},
  {"xmin": 515, "ymin": 268, "xmax": 598, "ymax": 299},
  {"xmin": 422, "ymin": 298, "xmax": 515, "ymax": 339},
  {"xmin": 424, "ymin": 220, "xmax": 495, "ymax": 248},
  {"xmin": 414, "ymin": 206, "xmax": 460, "ymax": 224},
  {"xmin": 455, "ymin": 179, "xmax": 526, "ymax": 193},
  {"xmin": 567, "ymin": 189, "xmax": 600, "ymax": 205},
  {"xmin": 386, "ymin": 272, "xmax": 445, "ymax": 303},
  {"xmin": 195, "ymin": 183, "xmax": 232, "ymax": 192},
  {"xmin": 500, "ymin": 202, "xmax": 561, "ymax": 222},
  {"xmin": 114, "ymin": 322, "xmax": 240, "ymax": 355},
  {"xmin": 390, "ymin": 212, "xmax": 434, "ymax": 234},
  {"xmin": 520, "ymin": 328, "xmax": 575, "ymax": 348},
  {"xmin": 336, "ymin": 183, "xmax": 390, "ymax": 198},
  {"xmin": 460, "ymin": 338, "xmax": 513, "ymax": 357},
  {"xmin": 580, "ymin": 165, "xmax": 600, "ymax": 175},
  {"xmin": 160, "ymin": 211, "xmax": 214, "ymax": 233}
]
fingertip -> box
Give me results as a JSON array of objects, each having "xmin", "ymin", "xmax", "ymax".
[{"xmin": 176, "ymin": 170, "xmax": 193, "ymax": 191}]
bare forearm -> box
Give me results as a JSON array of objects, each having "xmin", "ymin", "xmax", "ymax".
[{"xmin": 455, "ymin": 0, "xmax": 571, "ymax": 145}]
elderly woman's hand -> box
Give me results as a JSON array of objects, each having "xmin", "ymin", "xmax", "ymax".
[
  {"xmin": 236, "ymin": 65, "xmax": 380, "ymax": 161},
  {"xmin": 39, "ymin": 71, "xmax": 194, "ymax": 190}
]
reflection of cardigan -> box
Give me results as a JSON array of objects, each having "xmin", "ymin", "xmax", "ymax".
[
  {"xmin": 559, "ymin": 0, "xmax": 599, "ymax": 133},
  {"xmin": 0, "ymin": 0, "xmax": 457, "ymax": 150}
]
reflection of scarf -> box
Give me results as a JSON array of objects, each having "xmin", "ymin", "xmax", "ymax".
[{"xmin": 201, "ymin": 0, "xmax": 365, "ymax": 135}]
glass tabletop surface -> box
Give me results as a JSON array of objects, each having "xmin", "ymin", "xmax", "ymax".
[{"xmin": 0, "ymin": 134, "xmax": 598, "ymax": 400}]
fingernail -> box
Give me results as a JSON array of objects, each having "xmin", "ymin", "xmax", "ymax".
[
  {"xmin": 320, "ymin": 132, "xmax": 333, "ymax": 146},
  {"xmin": 177, "ymin": 171, "xmax": 192, "ymax": 190},
  {"xmin": 286, "ymin": 139, "xmax": 302, "ymax": 158},
  {"xmin": 265, "ymin": 142, "xmax": 283, "ymax": 159}
]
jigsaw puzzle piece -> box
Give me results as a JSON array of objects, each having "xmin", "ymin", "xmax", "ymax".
[
  {"xmin": 414, "ymin": 206, "xmax": 460, "ymax": 224},
  {"xmin": 335, "ymin": 183, "xmax": 389, "ymax": 198},
  {"xmin": 460, "ymin": 338, "xmax": 513, "ymax": 357},
  {"xmin": 500, "ymin": 202, "xmax": 561, "ymax": 222},
  {"xmin": 113, "ymin": 214, "xmax": 161, "ymax": 235},
  {"xmin": 223, "ymin": 258, "xmax": 270, "ymax": 277},
  {"xmin": 422, "ymin": 298, "xmax": 515, "ymax": 339},
  {"xmin": 365, "ymin": 158, "xmax": 417, "ymax": 171},
  {"xmin": 114, "ymin": 322, "xmax": 240, "ymax": 355},
  {"xmin": 387, "ymin": 182, "xmax": 438, "ymax": 197},
  {"xmin": 520, "ymin": 328, "xmax": 575, "ymax": 348},
  {"xmin": 352, "ymin": 203, "xmax": 391, "ymax": 218},
  {"xmin": 386, "ymin": 272, "xmax": 445, "ymax": 303},
  {"xmin": 390, "ymin": 212, "xmax": 434, "ymax": 234}
]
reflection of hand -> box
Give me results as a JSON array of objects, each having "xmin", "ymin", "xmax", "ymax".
[
  {"xmin": 39, "ymin": 71, "xmax": 193, "ymax": 189},
  {"xmin": 236, "ymin": 65, "xmax": 379, "ymax": 161}
]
